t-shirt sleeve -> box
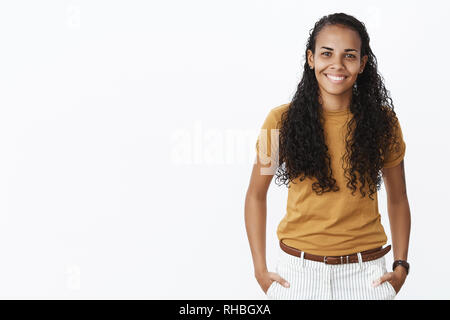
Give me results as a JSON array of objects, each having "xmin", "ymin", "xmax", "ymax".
[
  {"xmin": 255, "ymin": 107, "xmax": 282, "ymax": 168},
  {"xmin": 383, "ymin": 118, "xmax": 406, "ymax": 168}
]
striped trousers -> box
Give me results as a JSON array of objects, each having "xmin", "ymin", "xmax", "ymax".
[{"xmin": 266, "ymin": 245, "xmax": 397, "ymax": 300}]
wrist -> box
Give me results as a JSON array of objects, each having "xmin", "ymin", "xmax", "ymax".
[
  {"xmin": 254, "ymin": 267, "xmax": 268, "ymax": 279},
  {"xmin": 393, "ymin": 265, "xmax": 408, "ymax": 277},
  {"xmin": 392, "ymin": 260, "xmax": 409, "ymax": 276}
]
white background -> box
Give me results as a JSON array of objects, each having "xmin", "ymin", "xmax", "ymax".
[{"xmin": 0, "ymin": 0, "xmax": 447, "ymax": 299}]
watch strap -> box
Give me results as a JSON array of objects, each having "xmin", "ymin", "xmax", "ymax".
[{"xmin": 392, "ymin": 260, "xmax": 409, "ymax": 275}]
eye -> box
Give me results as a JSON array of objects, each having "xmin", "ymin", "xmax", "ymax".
[{"xmin": 321, "ymin": 52, "xmax": 356, "ymax": 58}]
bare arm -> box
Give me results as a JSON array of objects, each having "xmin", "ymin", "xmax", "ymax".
[
  {"xmin": 381, "ymin": 159, "xmax": 411, "ymax": 265},
  {"xmin": 244, "ymin": 156, "xmax": 274, "ymax": 278}
]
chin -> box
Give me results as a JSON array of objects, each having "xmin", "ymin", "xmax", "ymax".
[{"xmin": 322, "ymin": 87, "xmax": 350, "ymax": 95}]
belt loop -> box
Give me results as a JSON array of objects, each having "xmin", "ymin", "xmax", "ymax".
[
  {"xmin": 357, "ymin": 252, "xmax": 363, "ymax": 271},
  {"xmin": 300, "ymin": 251, "xmax": 305, "ymax": 268}
]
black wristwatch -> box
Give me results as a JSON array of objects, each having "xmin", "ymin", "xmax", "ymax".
[{"xmin": 392, "ymin": 260, "xmax": 409, "ymax": 275}]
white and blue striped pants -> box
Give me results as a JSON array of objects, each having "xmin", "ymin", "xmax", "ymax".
[{"xmin": 266, "ymin": 245, "xmax": 397, "ymax": 300}]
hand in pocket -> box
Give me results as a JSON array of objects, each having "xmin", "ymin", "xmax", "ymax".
[{"xmin": 256, "ymin": 271, "xmax": 290, "ymax": 294}]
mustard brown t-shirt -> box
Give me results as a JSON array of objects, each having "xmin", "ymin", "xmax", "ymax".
[{"xmin": 255, "ymin": 102, "xmax": 406, "ymax": 256}]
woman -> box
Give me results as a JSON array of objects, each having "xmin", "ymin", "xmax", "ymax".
[{"xmin": 244, "ymin": 13, "xmax": 411, "ymax": 300}]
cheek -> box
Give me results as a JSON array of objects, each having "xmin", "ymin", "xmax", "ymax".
[
  {"xmin": 348, "ymin": 65, "xmax": 362, "ymax": 76},
  {"xmin": 316, "ymin": 72, "xmax": 328, "ymax": 84}
]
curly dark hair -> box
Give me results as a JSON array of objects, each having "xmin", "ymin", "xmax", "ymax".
[{"xmin": 275, "ymin": 12, "xmax": 402, "ymax": 200}]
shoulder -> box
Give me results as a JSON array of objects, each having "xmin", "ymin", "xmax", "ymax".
[
  {"xmin": 262, "ymin": 102, "xmax": 291, "ymax": 128},
  {"xmin": 381, "ymin": 106, "xmax": 406, "ymax": 168},
  {"xmin": 381, "ymin": 105, "xmax": 404, "ymax": 132},
  {"xmin": 270, "ymin": 102, "xmax": 291, "ymax": 116}
]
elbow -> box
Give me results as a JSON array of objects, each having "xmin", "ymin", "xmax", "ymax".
[
  {"xmin": 387, "ymin": 193, "xmax": 409, "ymax": 207},
  {"xmin": 246, "ymin": 188, "xmax": 268, "ymax": 202}
]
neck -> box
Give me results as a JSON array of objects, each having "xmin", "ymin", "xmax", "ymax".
[{"xmin": 318, "ymin": 89, "xmax": 352, "ymax": 112}]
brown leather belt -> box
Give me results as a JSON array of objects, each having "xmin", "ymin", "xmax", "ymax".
[{"xmin": 280, "ymin": 240, "xmax": 391, "ymax": 265}]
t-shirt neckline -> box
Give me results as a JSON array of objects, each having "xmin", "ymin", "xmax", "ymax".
[{"xmin": 321, "ymin": 106, "xmax": 351, "ymax": 116}]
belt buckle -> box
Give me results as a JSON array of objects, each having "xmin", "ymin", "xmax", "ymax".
[{"xmin": 323, "ymin": 256, "xmax": 328, "ymax": 264}]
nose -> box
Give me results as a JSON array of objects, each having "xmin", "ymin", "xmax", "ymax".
[{"xmin": 330, "ymin": 55, "xmax": 345, "ymax": 69}]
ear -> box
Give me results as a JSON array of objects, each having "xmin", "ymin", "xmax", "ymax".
[
  {"xmin": 307, "ymin": 49, "xmax": 314, "ymax": 68},
  {"xmin": 360, "ymin": 55, "xmax": 368, "ymax": 73}
]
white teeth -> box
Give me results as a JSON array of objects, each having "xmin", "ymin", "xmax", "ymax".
[{"xmin": 326, "ymin": 74, "xmax": 345, "ymax": 81}]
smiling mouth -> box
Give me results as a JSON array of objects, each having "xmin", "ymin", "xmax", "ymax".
[{"xmin": 324, "ymin": 73, "xmax": 348, "ymax": 83}]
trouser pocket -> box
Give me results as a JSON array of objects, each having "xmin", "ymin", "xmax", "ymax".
[
  {"xmin": 385, "ymin": 280, "xmax": 397, "ymax": 296},
  {"xmin": 266, "ymin": 280, "xmax": 277, "ymax": 296}
]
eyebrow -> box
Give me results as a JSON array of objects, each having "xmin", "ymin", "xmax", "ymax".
[{"xmin": 320, "ymin": 46, "xmax": 358, "ymax": 52}]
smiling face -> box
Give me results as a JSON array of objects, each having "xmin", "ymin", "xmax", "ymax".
[{"xmin": 307, "ymin": 24, "xmax": 368, "ymax": 97}]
